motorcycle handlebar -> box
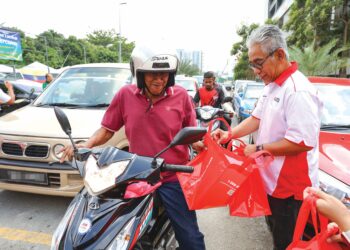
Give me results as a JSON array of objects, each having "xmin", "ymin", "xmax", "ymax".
[{"xmin": 162, "ymin": 164, "xmax": 194, "ymax": 173}]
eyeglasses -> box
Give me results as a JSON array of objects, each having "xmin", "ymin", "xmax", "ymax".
[{"xmin": 248, "ymin": 49, "xmax": 277, "ymax": 70}]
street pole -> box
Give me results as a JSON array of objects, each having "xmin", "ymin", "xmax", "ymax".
[
  {"xmin": 42, "ymin": 36, "xmax": 50, "ymax": 73},
  {"xmin": 80, "ymin": 43, "xmax": 87, "ymax": 63},
  {"xmin": 118, "ymin": 2, "xmax": 127, "ymax": 63}
]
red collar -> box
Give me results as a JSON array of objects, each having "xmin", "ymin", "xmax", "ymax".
[{"xmin": 274, "ymin": 61, "xmax": 298, "ymax": 86}]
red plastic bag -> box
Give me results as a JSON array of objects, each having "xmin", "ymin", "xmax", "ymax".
[
  {"xmin": 177, "ymin": 119, "xmax": 272, "ymax": 216},
  {"xmin": 287, "ymin": 195, "xmax": 343, "ymax": 250}
]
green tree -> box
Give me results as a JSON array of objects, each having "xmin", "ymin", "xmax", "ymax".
[
  {"xmin": 231, "ymin": 19, "xmax": 277, "ymax": 80},
  {"xmin": 231, "ymin": 23, "xmax": 259, "ymax": 80},
  {"xmin": 284, "ymin": 0, "xmax": 349, "ymax": 77},
  {"xmin": 177, "ymin": 59, "xmax": 200, "ymax": 76},
  {"xmin": 289, "ymin": 39, "xmax": 349, "ymax": 76}
]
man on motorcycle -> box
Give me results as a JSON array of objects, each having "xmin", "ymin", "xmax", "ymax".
[
  {"xmin": 193, "ymin": 71, "xmax": 225, "ymax": 108},
  {"xmin": 61, "ymin": 44, "xmax": 206, "ymax": 250}
]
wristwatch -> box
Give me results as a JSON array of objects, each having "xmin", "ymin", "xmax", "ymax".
[
  {"xmin": 256, "ymin": 144, "xmax": 264, "ymax": 152},
  {"xmin": 341, "ymin": 230, "xmax": 350, "ymax": 246}
]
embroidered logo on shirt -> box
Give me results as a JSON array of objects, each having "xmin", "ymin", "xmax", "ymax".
[{"xmin": 274, "ymin": 97, "xmax": 280, "ymax": 103}]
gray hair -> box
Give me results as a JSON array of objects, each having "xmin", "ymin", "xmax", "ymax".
[{"xmin": 246, "ymin": 25, "xmax": 289, "ymax": 59}]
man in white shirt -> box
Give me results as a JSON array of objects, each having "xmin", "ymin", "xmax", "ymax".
[
  {"xmin": 0, "ymin": 81, "xmax": 15, "ymax": 104},
  {"xmin": 212, "ymin": 25, "xmax": 323, "ymax": 250}
]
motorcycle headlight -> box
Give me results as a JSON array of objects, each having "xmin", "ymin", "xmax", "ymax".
[
  {"xmin": 51, "ymin": 202, "xmax": 76, "ymax": 250},
  {"xmin": 84, "ymin": 156, "xmax": 130, "ymax": 196},
  {"xmin": 107, "ymin": 217, "xmax": 136, "ymax": 250},
  {"xmin": 200, "ymin": 109, "xmax": 214, "ymax": 120},
  {"xmin": 319, "ymin": 170, "xmax": 350, "ymax": 208}
]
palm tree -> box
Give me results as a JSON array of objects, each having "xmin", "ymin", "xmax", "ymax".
[
  {"xmin": 178, "ymin": 59, "xmax": 200, "ymax": 76},
  {"xmin": 289, "ymin": 40, "xmax": 349, "ymax": 76}
]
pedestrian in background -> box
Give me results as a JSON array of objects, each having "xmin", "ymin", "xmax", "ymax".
[
  {"xmin": 42, "ymin": 73, "xmax": 53, "ymax": 90},
  {"xmin": 212, "ymin": 24, "xmax": 323, "ymax": 250}
]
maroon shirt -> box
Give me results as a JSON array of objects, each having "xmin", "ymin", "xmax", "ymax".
[{"xmin": 102, "ymin": 84, "xmax": 197, "ymax": 181}]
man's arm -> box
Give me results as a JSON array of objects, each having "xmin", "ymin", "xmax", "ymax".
[
  {"xmin": 212, "ymin": 116, "xmax": 259, "ymax": 144},
  {"xmin": 5, "ymin": 81, "xmax": 15, "ymax": 104},
  {"xmin": 60, "ymin": 127, "xmax": 114, "ymax": 162},
  {"xmin": 244, "ymin": 138, "xmax": 312, "ymax": 156},
  {"xmin": 0, "ymin": 81, "xmax": 15, "ymax": 105},
  {"xmin": 193, "ymin": 90, "xmax": 200, "ymax": 107}
]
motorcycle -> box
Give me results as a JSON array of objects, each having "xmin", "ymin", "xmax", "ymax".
[
  {"xmin": 195, "ymin": 96, "xmax": 234, "ymax": 130},
  {"xmin": 51, "ymin": 107, "xmax": 207, "ymax": 250}
]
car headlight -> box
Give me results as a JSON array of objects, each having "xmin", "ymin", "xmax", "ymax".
[
  {"xmin": 319, "ymin": 170, "xmax": 350, "ymax": 208},
  {"xmin": 51, "ymin": 202, "xmax": 76, "ymax": 250},
  {"xmin": 84, "ymin": 156, "xmax": 130, "ymax": 196},
  {"xmin": 107, "ymin": 217, "xmax": 136, "ymax": 250},
  {"xmin": 53, "ymin": 144, "xmax": 65, "ymax": 159}
]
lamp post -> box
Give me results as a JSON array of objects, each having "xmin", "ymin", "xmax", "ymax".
[
  {"xmin": 80, "ymin": 43, "xmax": 87, "ymax": 63},
  {"xmin": 118, "ymin": 2, "xmax": 127, "ymax": 63},
  {"xmin": 42, "ymin": 36, "xmax": 50, "ymax": 73}
]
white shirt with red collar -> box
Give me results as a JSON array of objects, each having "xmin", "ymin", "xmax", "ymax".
[{"xmin": 252, "ymin": 62, "xmax": 323, "ymax": 200}]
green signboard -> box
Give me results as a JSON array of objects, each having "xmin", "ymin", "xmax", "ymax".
[{"xmin": 0, "ymin": 28, "xmax": 23, "ymax": 61}]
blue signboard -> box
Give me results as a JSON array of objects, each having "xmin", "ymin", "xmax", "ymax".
[{"xmin": 0, "ymin": 29, "xmax": 23, "ymax": 61}]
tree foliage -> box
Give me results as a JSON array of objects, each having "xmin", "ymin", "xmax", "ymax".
[
  {"xmin": 230, "ymin": 23, "xmax": 259, "ymax": 80},
  {"xmin": 178, "ymin": 59, "xmax": 200, "ymax": 76},
  {"xmin": 285, "ymin": 0, "xmax": 349, "ymax": 77},
  {"xmin": 289, "ymin": 39, "xmax": 350, "ymax": 75},
  {"xmin": 0, "ymin": 27, "xmax": 135, "ymax": 69}
]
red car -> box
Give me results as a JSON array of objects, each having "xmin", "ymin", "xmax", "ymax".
[{"xmin": 303, "ymin": 77, "xmax": 350, "ymax": 238}]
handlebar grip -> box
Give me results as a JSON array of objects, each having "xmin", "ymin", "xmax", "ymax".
[{"xmin": 162, "ymin": 164, "xmax": 194, "ymax": 173}]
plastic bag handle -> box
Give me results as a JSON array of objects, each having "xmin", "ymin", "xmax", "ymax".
[
  {"xmin": 292, "ymin": 194, "xmax": 331, "ymax": 242},
  {"xmin": 206, "ymin": 117, "xmax": 232, "ymax": 144},
  {"xmin": 240, "ymin": 150, "xmax": 273, "ymax": 172}
]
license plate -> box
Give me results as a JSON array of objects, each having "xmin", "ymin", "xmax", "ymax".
[{"xmin": 0, "ymin": 170, "xmax": 48, "ymax": 185}]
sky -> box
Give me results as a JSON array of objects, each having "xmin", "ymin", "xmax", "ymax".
[{"xmin": 1, "ymin": 0, "xmax": 267, "ymax": 73}]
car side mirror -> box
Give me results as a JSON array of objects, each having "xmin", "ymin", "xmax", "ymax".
[{"xmin": 239, "ymin": 92, "xmax": 243, "ymax": 98}]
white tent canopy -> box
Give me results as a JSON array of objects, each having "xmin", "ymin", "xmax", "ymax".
[{"xmin": 19, "ymin": 61, "xmax": 60, "ymax": 74}]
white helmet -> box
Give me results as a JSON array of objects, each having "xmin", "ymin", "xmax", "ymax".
[{"xmin": 130, "ymin": 44, "xmax": 178, "ymax": 89}]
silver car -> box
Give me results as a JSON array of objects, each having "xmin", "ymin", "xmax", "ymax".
[{"xmin": 0, "ymin": 63, "xmax": 131, "ymax": 196}]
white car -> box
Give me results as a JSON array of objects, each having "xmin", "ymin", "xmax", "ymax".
[
  {"xmin": 0, "ymin": 63, "xmax": 131, "ymax": 196},
  {"xmin": 175, "ymin": 76, "xmax": 199, "ymax": 98}
]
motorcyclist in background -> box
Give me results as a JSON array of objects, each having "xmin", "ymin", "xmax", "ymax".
[
  {"xmin": 60, "ymin": 44, "xmax": 206, "ymax": 250},
  {"xmin": 193, "ymin": 71, "xmax": 225, "ymax": 108},
  {"xmin": 193, "ymin": 71, "xmax": 233, "ymax": 126}
]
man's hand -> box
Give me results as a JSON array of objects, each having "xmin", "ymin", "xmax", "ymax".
[
  {"xmin": 60, "ymin": 143, "xmax": 88, "ymax": 163},
  {"xmin": 4, "ymin": 81, "xmax": 13, "ymax": 91},
  {"xmin": 211, "ymin": 128, "xmax": 230, "ymax": 144},
  {"xmin": 303, "ymin": 187, "xmax": 350, "ymax": 245},
  {"xmin": 192, "ymin": 141, "xmax": 206, "ymax": 153},
  {"xmin": 243, "ymin": 144, "xmax": 256, "ymax": 156}
]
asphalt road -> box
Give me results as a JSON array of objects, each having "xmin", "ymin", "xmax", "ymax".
[{"xmin": 0, "ymin": 189, "xmax": 273, "ymax": 250}]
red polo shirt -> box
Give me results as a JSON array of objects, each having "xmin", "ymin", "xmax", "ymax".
[{"xmin": 102, "ymin": 84, "xmax": 197, "ymax": 181}]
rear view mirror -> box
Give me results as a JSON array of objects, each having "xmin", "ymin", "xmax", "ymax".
[
  {"xmin": 170, "ymin": 127, "xmax": 207, "ymax": 146},
  {"xmin": 54, "ymin": 106, "xmax": 72, "ymax": 136}
]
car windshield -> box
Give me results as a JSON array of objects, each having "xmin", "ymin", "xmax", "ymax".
[
  {"xmin": 244, "ymin": 85, "xmax": 264, "ymax": 99},
  {"xmin": 34, "ymin": 67, "xmax": 130, "ymax": 107},
  {"xmin": 316, "ymin": 84, "xmax": 350, "ymax": 126},
  {"xmin": 176, "ymin": 79, "xmax": 196, "ymax": 91}
]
